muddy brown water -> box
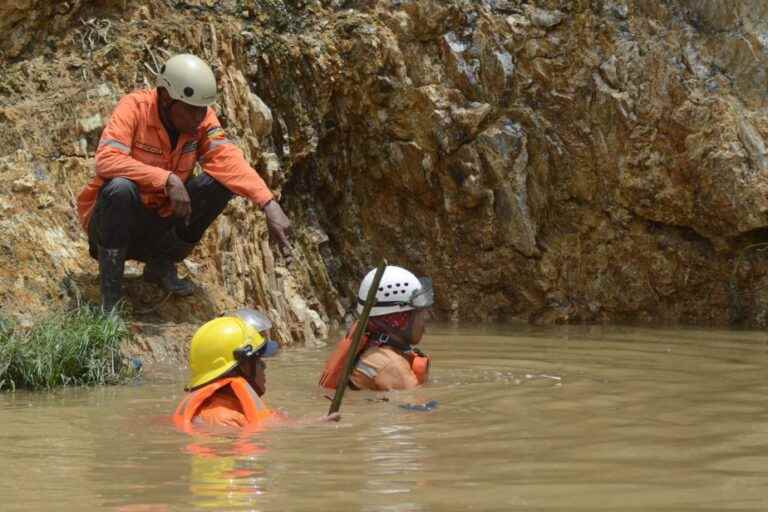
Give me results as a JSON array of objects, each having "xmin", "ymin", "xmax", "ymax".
[{"xmin": 1, "ymin": 324, "xmax": 768, "ymax": 511}]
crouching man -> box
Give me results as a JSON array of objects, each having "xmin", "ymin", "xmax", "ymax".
[{"xmin": 76, "ymin": 54, "xmax": 290, "ymax": 311}]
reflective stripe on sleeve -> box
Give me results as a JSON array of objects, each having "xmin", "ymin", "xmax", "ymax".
[
  {"xmin": 354, "ymin": 362, "xmax": 378, "ymax": 379},
  {"xmin": 208, "ymin": 139, "xmax": 232, "ymax": 150},
  {"xmin": 99, "ymin": 139, "xmax": 131, "ymax": 154}
]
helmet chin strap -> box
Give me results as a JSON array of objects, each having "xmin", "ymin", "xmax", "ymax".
[{"xmin": 367, "ymin": 314, "xmax": 416, "ymax": 351}]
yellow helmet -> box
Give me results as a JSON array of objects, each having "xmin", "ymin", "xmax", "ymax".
[{"xmin": 186, "ymin": 316, "xmax": 265, "ymax": 390}]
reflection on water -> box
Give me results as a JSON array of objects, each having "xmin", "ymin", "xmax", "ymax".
[
  {"xmin": 1, "ymin": 324, "xmax": 768, "ymax": 511},
  {"xmin": 187, "ymin": 440, "xmax": 268, "ymax": 510}
]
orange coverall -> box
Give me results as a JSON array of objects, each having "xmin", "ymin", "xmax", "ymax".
[{"xmin": 76, "ymin": 88, "xmax": 273, "ymax": 231}]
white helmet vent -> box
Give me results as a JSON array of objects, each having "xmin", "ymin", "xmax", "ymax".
[{"xmin": 358, "ymin": 266, "xmax": 433, "ymax": 317}]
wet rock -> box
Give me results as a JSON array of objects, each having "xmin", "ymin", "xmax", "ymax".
[
  {"xmin": 441, "ymin": 31, "xmax": 480, "ymax": 93},
  {"xmin": 599, "ymin": 56, "xmax": 620, "ymax": 89},
  {"xmin": 451, "ymin": 101, "xmax": 492, "ymax": 140},
  {"xmin": 505, "ymin": 14, "xmax": 530, "ymax": 35},
  {"xmin": 475, "ymin": 119, "xmax": 537, "ymax": 256},
  {"xmin": 682, "ymin": 43, "xmax": 710, "ymax": 80},
  {"xmin": 523, "ymin": 5, "xmax": 565, "ymax": 30},
  {"xmin": 78, "ymin": 114, "xmax": 103, "ymax": 134},
  {"xmin": 248, "ymin": 92, "xmax": 273, "ymax": 139},
  {"xmin": 260, "ymin": 152, "xmax": 281, "ymax": 186},
  {"xmin": 87, "ymin": 83, "xmax": 112, "ymax": 99},
  {"xmin": 11, "ymin": 177, "xmax": 35, "ymax": 193},
  {"xmin": 738, "ymin": 116, "xmax": 768, "ymax": 173}
]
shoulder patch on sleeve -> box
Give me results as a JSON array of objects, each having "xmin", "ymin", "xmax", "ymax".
[{"xmin": 206, "ymin": 126, "xmax": 226, "ymax": 139}]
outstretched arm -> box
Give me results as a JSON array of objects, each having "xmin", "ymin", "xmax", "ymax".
[
  {"xmin": 197, "ymin": 114, "xmax": 273, "ymax": 206},
  {"xmin": 197, "ymin": 113, "xmax": 291, "ymax": 250}
]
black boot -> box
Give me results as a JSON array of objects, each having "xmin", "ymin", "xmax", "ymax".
[
  {"xmin": 143, "ymin": 233, "xmax": 196, "ymax": 296},
  {"xmin": 98, "ymin": 246, "xmax": 127, "ymax": 312}
]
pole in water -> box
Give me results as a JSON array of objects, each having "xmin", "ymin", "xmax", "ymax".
[{"xmin": 328, "ymin": 259, "xmax": 387, "ymax": 415}]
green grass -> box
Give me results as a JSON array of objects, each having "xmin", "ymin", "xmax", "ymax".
[{"xmin": 0, "ymin": 306, "xmax": 130, "ymax": 391}]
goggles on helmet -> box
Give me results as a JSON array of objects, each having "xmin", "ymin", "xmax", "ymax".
[
  {"xmin": 410, "ymin": 277, "xmax": 434, "ymax": 309},
  {"xmin": 233, "ymin": 339, "xmax": 280, "ymax": 365},
  {"xmin": 231, "ymin": 308, "xmax": 273, "ymax": 333}
]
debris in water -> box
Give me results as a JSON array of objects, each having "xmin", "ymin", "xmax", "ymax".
[{"xmin": 399, "ymin": 400, "xmax": 438, "ymax": 412}]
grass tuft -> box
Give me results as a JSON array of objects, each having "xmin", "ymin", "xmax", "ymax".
[{"xmin": 0, "ymin": 306, "xmax": 129, "ymax": 391}]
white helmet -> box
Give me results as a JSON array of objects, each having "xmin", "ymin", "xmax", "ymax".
[
  {"xmin": 357, "ymin": 265, "xmax": 434, "ymax": 317},
  {"xmin": 157, "ymin": 54, "xmax": 217, "ymax": 107},
  {"xmin": 231, "ymin": 308, "xmax": 272, "ymax": 333}
]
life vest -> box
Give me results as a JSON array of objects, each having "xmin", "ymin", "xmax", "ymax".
[
  {"xmin": 404, "ymin": 349, "xmax": 430, "ymax": 385},
  {"xmin": 319, "ymin": 323, "xmax": 431, "ymax": 389},
  {"xmin": 319, "ymin": 323, "xmax": 369, "ymax": 389},
  {"xmin": 173, "ymin": 376, "xmax": 272, "ymax": 432}
]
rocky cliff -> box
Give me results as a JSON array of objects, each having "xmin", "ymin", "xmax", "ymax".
[{"xmin": 2, "ymin": 0, "xmax": 768, "ymax": 358}]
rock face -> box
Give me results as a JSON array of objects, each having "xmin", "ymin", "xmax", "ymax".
[{"xmin": 2, "ymin": 0, "xmax": 768, "ymax": 351}]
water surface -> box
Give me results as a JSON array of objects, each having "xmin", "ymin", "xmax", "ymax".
[{"xmin": 1, "ymin": 324, "xmax": 767, "ymax": 511}]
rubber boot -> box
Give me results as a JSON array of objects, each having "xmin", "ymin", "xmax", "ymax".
[
  {"xmin": 143, "ymin": 234, "xmax": 196, "ymax": 296},
  {"xmin": 99, "ymin": 246, "xmax": 127, "ymax": 312}
]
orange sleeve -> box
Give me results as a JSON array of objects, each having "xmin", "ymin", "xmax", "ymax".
[
  {"xmin": 95, "ymin": 95, "xmax": 170, "ymax": 191},
  {"xmin": 197, "ymin": 112, "xmax": 274, "ymax": 207}
]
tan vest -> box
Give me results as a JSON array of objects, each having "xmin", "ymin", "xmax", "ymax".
[{"xmin": 350, "ymin": 345, "xmax": 429, "ymax": 390}]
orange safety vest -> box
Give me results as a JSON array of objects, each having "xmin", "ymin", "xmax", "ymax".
[
  {"xmin": 76, "ymin": 88, "xmax": 273, "ymax": 231},
  {"xmin": 318, "ymin": 322, "xmax": 368, "ymax": 389},
  {"xmin": 406, "ymin": 349, "xmax": 430, "ymax": 385},
  {"xmin": 173, "ymin": 377, "xmax": 273, "ymax": 432},
  {"xmin": 319, "ymin": 324, "xmax": 430, "ymax": 389}
]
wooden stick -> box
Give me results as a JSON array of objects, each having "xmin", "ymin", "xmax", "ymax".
[{"xmin": 328, "ymin": 259, "xmax": 387, "ymax": 415}]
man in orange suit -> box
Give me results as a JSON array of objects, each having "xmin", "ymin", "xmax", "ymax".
[{"xmin": 76, "ymin": 54, "xmax": 290, "ymax": 311}]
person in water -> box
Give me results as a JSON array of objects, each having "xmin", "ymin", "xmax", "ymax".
[
  {"xmin": 175, "ymin": 314, "xmax": 339, "ymax": 430},
  {"xmin": 174, "ymin": 316, "xmax": 281, "ymax": 430},
  {"xmin": 320, "ymin": 265, "xmax": 434, "ymax": 391}
]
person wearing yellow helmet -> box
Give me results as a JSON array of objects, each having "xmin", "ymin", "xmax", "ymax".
[
  {"xmin": 174, "ymin": 315, "xmax": 339, "ymax": 430},
  {"xmin": 173, "ymin": 316, "xmax": 281, "ymax": 429}
]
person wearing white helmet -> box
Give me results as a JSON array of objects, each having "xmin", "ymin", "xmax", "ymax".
[
  {"xmin": 319, "ymin": 265, "xmax": 435, "ymax": 391},
  {"xmin": 76, "ymin": 54, "xmax": 291, "ymax": 311}
]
